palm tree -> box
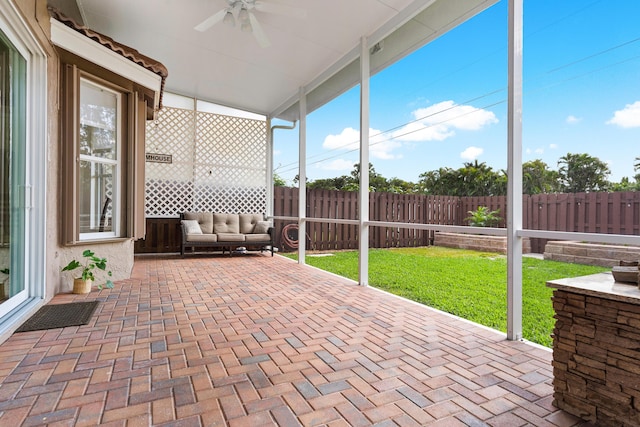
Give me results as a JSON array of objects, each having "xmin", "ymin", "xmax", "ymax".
[{"xmin": 557, "ymin": 153, "xmax": 610, "ymax": 193}]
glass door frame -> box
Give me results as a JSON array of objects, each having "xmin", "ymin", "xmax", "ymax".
[{"xmin": 0, "ymin": 1, "xmax": 47, "ymax": 327}]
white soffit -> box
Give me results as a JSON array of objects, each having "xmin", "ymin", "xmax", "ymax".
[
  {"xmin": 162, "ymin": 92, "xmax": 266, "ymax": 121},
  {"xmin": 70, "ymin": 0, "xmax": 497, "ymax": 121},
  {"xmin": 274, "ymin": 0, "xmax": 498, "ymax": 121},
  {"xmin": 50, "ymin": 18, "xmax": 163, "ymax": 98}
]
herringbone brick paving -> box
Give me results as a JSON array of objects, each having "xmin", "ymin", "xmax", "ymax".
[{"xmin": 0, "ymin": 254, "xmax": 591, "ymax": 426}]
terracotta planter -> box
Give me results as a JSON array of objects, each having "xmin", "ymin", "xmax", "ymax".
[{"xmin": 73, "ymin": 278, "xmax": 92, "ymax": 294}]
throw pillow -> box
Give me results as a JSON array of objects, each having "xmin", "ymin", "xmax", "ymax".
[
  {"xmin": 181, "ymin": 219, "xmax": 203, "ymax": 234},
  {"xmin": 253, "ymin": 220, "xmax": 272, "ymax": 234}
]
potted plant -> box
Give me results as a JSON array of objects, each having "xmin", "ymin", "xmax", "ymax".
[
  {"xmin": 0, "ymin": 268, "xmax": 8, "ymax": 300},
  {"xmin": 62, "ymin": 249, "xmax": 113, "ymax": 294}
]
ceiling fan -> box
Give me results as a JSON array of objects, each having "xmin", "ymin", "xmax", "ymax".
[{"xmin": 194, "ymin": 0, "xmax": 306, "ymax": 48}]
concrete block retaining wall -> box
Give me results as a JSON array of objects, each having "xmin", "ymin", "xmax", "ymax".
[
  {"xmin": 544, "ymin": 241, "xmax": 640, "ymax": 267},
  {"xmin": 433, "ymin": 232, "xmax": 531, "ymax": 254}
]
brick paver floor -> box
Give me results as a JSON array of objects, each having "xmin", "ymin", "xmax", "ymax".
[{"xmin": 0, "ymin": 253, "xmax": 592, "ymax": 426}]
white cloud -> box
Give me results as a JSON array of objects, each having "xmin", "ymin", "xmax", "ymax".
[
  {"xmin": 370, "ymin": 132, "xmax": 403, "ymax": 160},
  {"xmin": 323, "ymin": 127, "xmax": 360, "ymax": 151},
  {"xmin": 607, "ymin": 101, "xmax": 640, "ymax": 128},
  {"xmin": 566, "ymin": 115, "xmax": 581, "ymax": 124},
  {"xmin": 392, "ymin": 100, "xmax": 498, "ymax": 142},
  {"xmin": 316, "ymin": 159, "xmax": 354, "ymax": 171},
  {"xmin": 273, "ymin": 149, "xmax": 282, "ymax": 156},
  {"xmin": 322, "ymin": 127, "xmax": 402, "ymax": 160},
  {"xmin": 526, "ymin": 145, "xmax": 552, "ymax": 156},
  {"xmin": 525, "ymin": 147, "xmax": 545, "ymax": 155},
  {"xmin": 460, "ymin": 146, "xmax": 483, "ymax": 161}
]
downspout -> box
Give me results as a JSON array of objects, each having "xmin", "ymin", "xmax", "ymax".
[{"xmin": 268, "ymin": 120, "xmax": 297, "ymax": 219}]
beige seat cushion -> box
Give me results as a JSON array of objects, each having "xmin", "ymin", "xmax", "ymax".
[
  {"xmin": 253, "ymin": 220, "xmax": 272, "ymax": 234},
  {"xmin": 186, "ymin": 234, "xmax": 218, "ymax": 243},
  {"xmin": 213, "ymin": 213, "xmax": 240, "ymax": 234},
  {"xmin": 216, "ymin": 233, "xmax": 245, "ymax": 242},
  {"xmin": 183, "ymin": 212, "xmax": 214, "ymax": 234},
  {"xmin": 239, "ymin": 213, "xmax": 264, "ymax": 234},
  {"xmin": 245, "ymin": 233, "xmax": 271, "ymax": 243}
]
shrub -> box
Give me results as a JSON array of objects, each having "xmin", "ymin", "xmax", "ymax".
[{"xmin": 466, "ymin": 206, "xmax": 501, "ymax": 227}]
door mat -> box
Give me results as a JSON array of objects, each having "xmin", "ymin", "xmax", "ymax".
[{"xmin": 15, "ymin": 301, "xmax": 100, "ymax": 333}]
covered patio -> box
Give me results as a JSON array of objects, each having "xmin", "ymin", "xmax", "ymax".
[
  {"xmin": 0, "ymin": 254, "xmax": 586, "ymax": 426},
  {"xmin": 3, "ymin": 0, "xmax": 637, "ymax": 424}
]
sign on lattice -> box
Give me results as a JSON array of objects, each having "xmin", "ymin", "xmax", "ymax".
[{"xmin": 145, "ymin": 107, "xmax": 267, "ymax": 217}]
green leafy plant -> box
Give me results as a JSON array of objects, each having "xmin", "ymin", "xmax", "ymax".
[
  {"xmin": 0, "ymin": 268, "xmax": 9, "ymax": 286},
  {"xmin": 465, "ymin": 206, "xmax": 502, "ymax": 227},
  {"xmin": 62, "ymin": 249, "xmax": 113, "ymax": 289}
]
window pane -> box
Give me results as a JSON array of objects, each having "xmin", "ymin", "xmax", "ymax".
[
  {"xmin": 79, "ymin": 160, "xmax": 115, "ymax": 233},
  {"xmin": 0, "ymin": 30, "xmax": 26, "ymax": 306},
  {"xmin": 80, "ymin": 79, "xmax": 117, "ymax": 159}
]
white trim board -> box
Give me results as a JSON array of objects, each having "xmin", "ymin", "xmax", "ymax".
[{"xmin": 50, "ymin": 19, "xmax": 162, "ymax": 104}]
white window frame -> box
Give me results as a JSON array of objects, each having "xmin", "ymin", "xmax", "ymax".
[{"xmin": 78, "ymin": 78, "xmax": 122, "ymax": 241}]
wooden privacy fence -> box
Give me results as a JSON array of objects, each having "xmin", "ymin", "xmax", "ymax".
[
  {"xmin": 272, "ymin": 188, "xmax": 640, "ymax": 253},
  {"xmin": 134, "ymin": 189, "xmax": 640, "ymax": 254},
  {"xmin": 272, "ymin": 187, "xmax": 462, "ymax": 251}
]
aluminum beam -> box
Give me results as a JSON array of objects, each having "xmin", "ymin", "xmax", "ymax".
[
  {"xmin": 359, "ymin": 37, "xmax": 370, "ymax": 287},
  {"xmin": 507, "ymin": 0, "xmax": 523, "ymax": 341},
  {"xmin": 298, "ymin": 88, "xmax": 307, "ymax": 265}
]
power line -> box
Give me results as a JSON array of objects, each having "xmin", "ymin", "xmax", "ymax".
[
  {"xmin": 373, "ymin": 0, "xmax": 606, "ymax": 109},
  {"xmin": 275, "ymin": 88, "xmax": 506, "ymax": 173},
  {"xmin": 277, "ymin": 43, "xmax": 639, "ymax": 177},
  {"xmin": 275, "ymin": 2, "xmax": 639, "ymax": 178},
  {"xmin": 546, "ymin": 37, "xmax": 640, "ymax": 74},
  {"xmin": 276, "ymin": 98, "xmax": 507, "ymax": 176}
]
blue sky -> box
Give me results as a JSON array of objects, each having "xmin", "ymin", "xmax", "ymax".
[{"xmin": 273, "ymin": 0, "xmax": 640, "ymax": 185}]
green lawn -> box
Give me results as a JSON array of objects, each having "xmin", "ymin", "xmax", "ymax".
[{"xmin": 283, "ymin": 247, "xmax": 607, "ymax": 347}]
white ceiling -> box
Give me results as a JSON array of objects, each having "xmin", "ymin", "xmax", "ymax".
[{"xmin": 68, "ymin": 0, "xmax": 497, "ymax": 120}]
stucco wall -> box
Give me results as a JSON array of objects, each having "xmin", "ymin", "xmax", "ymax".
[
  {"xmin": 14, "ymin": 0, "xmax": 134, "ymax": 298},
  {"xmin": 56, "ymin": 241, "xmax": 134, "ymax": 292}
]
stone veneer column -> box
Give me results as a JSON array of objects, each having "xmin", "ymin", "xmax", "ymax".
[{"xmin": 547, "ymin": 273, "xmax": 640, "ymax": 426}]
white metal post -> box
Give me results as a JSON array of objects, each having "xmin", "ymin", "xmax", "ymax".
[
  {"xmin": 507, "ymin": 0, "xmax": 523, "ymax": 340},
  {"xmin": 359, "ymin": 37, "xmax": 370, "ymax": 287},
  {"xmin": 266, "ymin": 118, "xmax": 273, "ymax": 219},
  {"xmin": 298, "ymin": 88, "xmax": 307, "ymax": 265}
]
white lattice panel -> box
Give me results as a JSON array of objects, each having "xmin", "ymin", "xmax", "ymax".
[
  {"xmin": 146, "ymin": 179, "xmax": 194, "ymax": 216},
  {"xmin": 145, "ymin": 107, "xmax": 267, "ymax": 217},
  {"xmin": 146, "ymin": 108, "xmax": 195, "ymax": 182}
]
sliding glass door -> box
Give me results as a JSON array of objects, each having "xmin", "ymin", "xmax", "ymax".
[{"xmin": 0, "ymin": 30, "xmax": 27, "ymax": 314}]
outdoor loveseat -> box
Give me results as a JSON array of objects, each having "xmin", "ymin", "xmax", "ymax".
[{"xmin": 180, "ymin": 212, "xmax": 274, "ymax": 257}]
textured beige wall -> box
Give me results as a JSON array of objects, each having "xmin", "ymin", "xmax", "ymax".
[
  {"xmin": 56, "ymin": 242, "xmax": 134, "ymax": 293},
  {"xmin": 13, "ymin": 0, "xmax": 134, "ymax": 298}
]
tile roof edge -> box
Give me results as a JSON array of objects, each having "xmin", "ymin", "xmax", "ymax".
[{"xmin": 48, "ymin": 6, "xmax": 167, "ymax": 110}]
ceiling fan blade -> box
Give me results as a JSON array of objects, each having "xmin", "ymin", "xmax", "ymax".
[
  {"xmin": 194, "ymin": 8, "xmax": 227, "ymax": 32},
  {"xmin": 254, "ymin": 1, "xmax": 307, "ymax": 19},
  {"xmin": 248, "ymin": 12, "xmax": 271, "ymax": 48}
]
